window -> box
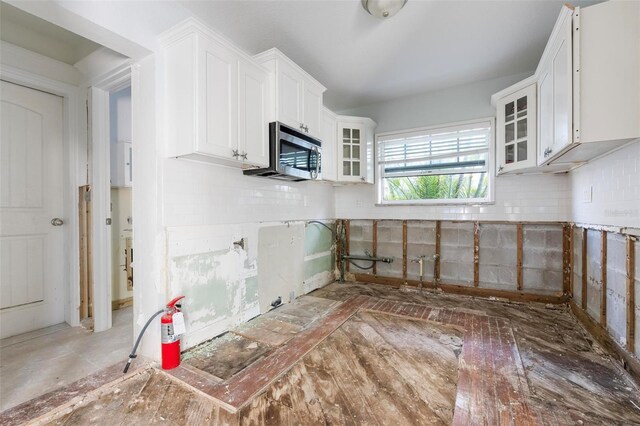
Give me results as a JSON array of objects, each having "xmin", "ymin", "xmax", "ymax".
[{"xmin": 377, "ymin": 119, "xmax": 494, "ymax": 204}]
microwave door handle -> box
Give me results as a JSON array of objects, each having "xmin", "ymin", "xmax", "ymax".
[{"xmin": 310, "ymin": 146, "xmax": 319, "ymax": 180}]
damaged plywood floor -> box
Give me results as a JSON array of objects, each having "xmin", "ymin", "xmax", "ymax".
[
  {"xmin": 312, "ymin": 283, "xmax": 640, "ymax": 425},
  {"xmin": 5, "ymin": 282, "xmax": 640, "ymax": 425},
  {"xmin": 30, "ymin": 311, "xmax": 462, "ymax": 425}
]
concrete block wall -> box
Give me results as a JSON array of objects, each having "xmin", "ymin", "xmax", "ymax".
[
  {"xmin": 343, "ymin": 219, "xmax": 565, "ymax": 295},
  {"xmin": 479, "ymin": 224, "xmax": 517, "ymax": 291},
  {"xmin": 406, "ymin": 221, "xmax": 437, "ymax": 282},
  {"xmin": 585, "ymin": 230, "xmax": 603, "ymax": 320},
  {"xmin": 572, "ymin": 228, "xmax": 583, "ymax": 305},
  {"xmin": 522, "ymin": 225, "xmax": 564, "ymax": 294},
  {"xmin": 440, "ymin": 222, "xmax": 474, "ymax": 286},
  {"xmin": 348, "ymin": 220, "xmax": 374, "ymax": 274},
  {"xmin": 376, "ymin": 221, "xmax": 403, "ymax": 277},
  {"xmin": 636, "ymin": 245, "xmax": 640, "ymax": 356},
  {"xmin": 606, "ymin": 233, "xmax": 627, "ymax": 346},
  {"xmin": 571, "ymin": 229, "xmax": 639, "ymax": 359}
]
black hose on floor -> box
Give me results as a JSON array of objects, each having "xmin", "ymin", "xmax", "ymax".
[{"xmin": 123, "ymin": 309, "xmax": 165, "ymax": 373}]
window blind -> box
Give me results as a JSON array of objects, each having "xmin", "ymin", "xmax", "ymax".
[{"xmin": 378, "ymin": 121, "xmax": 492, "ymax": 178}]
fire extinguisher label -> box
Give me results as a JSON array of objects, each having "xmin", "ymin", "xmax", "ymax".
[{"xmin": 172, "ymin": 312, "xmax": 186, "ymax": 335}]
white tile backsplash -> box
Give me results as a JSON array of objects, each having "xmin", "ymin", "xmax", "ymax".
[
  {"xmin": 569, "ymin": 141, "xmax": 640, "ymax": 228},
  {"xmin": 334, "ymin": 173, "xmax": 571, "ymax": 222},
  {"xmin": 162, "ymin": 158, "xmax": 335, "ymax": 227}
]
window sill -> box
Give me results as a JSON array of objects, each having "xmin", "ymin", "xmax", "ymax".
[{"xmin": 375, "ymin": 199, "xmax": 495, "ymax": 207}]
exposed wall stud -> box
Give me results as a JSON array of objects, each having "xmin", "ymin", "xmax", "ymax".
[
  {"xmin": 372, "ymin": 220, "xmax": 378, "ymax": 275},
  {"xmin": 517, "ymin": 224, "xmax": 523, "ymax": 291},
  {"xmin": 582, "ymin": 228, "xmax": 588, "ymax": 310},
  {"xmin": 402, "ymin": 220, "xmax": 408, "ymax": 282},
  {"xmin": 345, "ymin": 220, "xmax": 350, "ymax": 273},
  {"xmin": 627, "ymin": 237, "xmax": 636, "ymax": 353},
  {"xmin": 569, "ymin": 224, "xmax": 575, "ymax": 297},
  {"xmin": 600, "ymin": 230, "xmax": 607, "ymax": 325},
  {"xmin": 435, "ymin": 221, "xmax": 441, "ymax": 285},
  {"xmin": 473, "ymin": 222, "xmax": 480, "ymax": 287},
  {"xmin": 562, "ymin": 224, "xmax": 571, "ymax": 295}
]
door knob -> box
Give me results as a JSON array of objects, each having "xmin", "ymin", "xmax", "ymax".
[{"xmin": 51, "ymin": 218, "xmax": 64, "ymax": 226}]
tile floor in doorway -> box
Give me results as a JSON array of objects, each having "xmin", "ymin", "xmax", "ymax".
[{"xmin": 0, "ymin": 307, "xmax": 132, "ymax": 411}]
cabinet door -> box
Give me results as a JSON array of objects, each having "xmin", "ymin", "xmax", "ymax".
[
  {"xmin": 239, "ymin": 59, "xmax": 269, "ymax": 167},
  {"xmin": 551, "ymin": 23, "xmax": 572, "ymax": 155},
  {"xmin": 277, "ymin": 60, "xmax": 303, "ymax": 130},
  {"xmin": 303, "ymin": 82, "xmax": 322, "ymax": 138},
  {"xmin": 537, "ymin": 7, "xmax": 573, "ymax": 164},
  {"xmin": 320, "ymin": 109, "xmax": 337, "ymax": 181},
  {"xmin": 538, "ymin": 70, "xmax": 553, "ymax": 165},
  {"xmin": 338, "ymin": 123, "xmax": 365, "ymax": 182},
  {"xmin": 496, "ymin": 84, "xmax": 536, "ymax": 174},
  {"xmin": 200, "ymin": 38, "xmax": 239, "ymax": 159}
]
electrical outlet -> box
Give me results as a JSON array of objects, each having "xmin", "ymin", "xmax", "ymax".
[{"xmin": 582, "ymin": 186, "xmax": 592, "ymax": 203}]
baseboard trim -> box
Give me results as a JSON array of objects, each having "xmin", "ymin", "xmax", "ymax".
[
  {"xmin": 111, "ymin": 297, "xmax": 133, "ymax": 311},
  {"xmin": 351, "ymin": 274, "xmax": 569, "ymax": 304}
]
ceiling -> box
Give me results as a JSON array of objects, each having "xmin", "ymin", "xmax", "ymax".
[
  {"xmin": 181, "ymin": 0, "xmax": 598, "ymax": 112},
  {"xmin": 0, "ymin": 1, "xmax": 101, "ymax": 65}
]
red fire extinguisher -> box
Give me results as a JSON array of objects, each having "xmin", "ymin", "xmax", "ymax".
[{"xmin": 161, "ymin": 295, "xmax": 185, "ymax": 370}]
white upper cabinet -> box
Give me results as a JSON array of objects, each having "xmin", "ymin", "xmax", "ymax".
[
  {"xmin": 320, "ymin": 107, "xmax": 338, "ymax": 182},
  {"xmin": 562, "ymin": 1, "xmax": 640, "ymax": 163},
  {"xmin": 539, "ymin": 1, "xmax": 640, "ymax": 166},
  {"xmin": 253, "ymin": 49, "xmax": 326, "ymax": 139},
  {"xmin": 239, "ymin": 57, "xmax": 270, "ymax": 167},
  {"xmin": 536, "ymin": 5, "xmax": 573, "ymax": 165},
  {"xmin": 336, "ymin": 116, "xmax": 376, "ymax": 184},
  {"xmin": 493, "ymin": 1, "xmax": 639, "ymax": 173},
  {"xmin": 495, "ymin": 81, "xmax": 537, "ymax": 174},
  {"xmin": 162, "ymin": 19, "xmax": 269, "ymax": 168}
]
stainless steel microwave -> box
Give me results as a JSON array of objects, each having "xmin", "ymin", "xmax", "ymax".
[{"xmin": 243, "ymin": 122, "xmax": 322, "ymax": 181}]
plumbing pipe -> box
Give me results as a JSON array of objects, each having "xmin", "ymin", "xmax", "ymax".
[{"xmin": 341, "ymin": 254, "xmax": 393, "ymax": 263}]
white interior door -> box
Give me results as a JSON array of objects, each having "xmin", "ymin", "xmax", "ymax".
[{"xmin": 0, "ymin": 80, "xmax": 65, "ymax": 339}]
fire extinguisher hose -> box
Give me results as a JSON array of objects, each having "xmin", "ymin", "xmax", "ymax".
[{"xmin": 123, "ymin": 309, "xmax": 165, "ymax": 374}]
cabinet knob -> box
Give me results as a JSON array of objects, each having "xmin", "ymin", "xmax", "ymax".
[
  {"xmin": 360, "ymin": 176, "xmax": 365, "ymax": 181},
  {"xmin": 498, "ymin": 165, "xmax": 504, "ymax": 172},
  {"xmin": 232, "ymin": 149, "xmax": 240, "ymax": 159},
  {"xmin": 241, "ymin": 152, "xmax": 248, "ymax": 160}
]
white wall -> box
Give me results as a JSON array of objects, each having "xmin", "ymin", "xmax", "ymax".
[
  {"xmin": 336, "ymin": 72, "xmax": 571, "ymax": 222},
  {"xmin": 569, "ymin": 141, "xmax": 640, "ymax": 228}
]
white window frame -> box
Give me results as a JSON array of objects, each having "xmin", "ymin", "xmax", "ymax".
[{"xmin": 375, "ymin": 118, "xmax": 495, "ymax": 206}]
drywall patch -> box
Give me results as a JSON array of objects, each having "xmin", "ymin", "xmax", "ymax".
[
  {"xmin": 303, "ymin": 221, "xmax": 335, "ymax": 293},
  {"xmin": 258, "ymin": 223, "xmax": 304, "ymax": 312},
  {"xmin": 166, "ymin": 224, "xmax": 259, "ymax": 349}
]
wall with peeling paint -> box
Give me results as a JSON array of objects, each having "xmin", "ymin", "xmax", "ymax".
[{"xmin": 166, "ymin": 220, "xmax": 335, "ymax": 350}]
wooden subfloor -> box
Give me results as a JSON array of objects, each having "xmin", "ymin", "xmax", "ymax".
[{"xmin": 4, "ymin": 282, "xmax": 640, "ymax": 425}]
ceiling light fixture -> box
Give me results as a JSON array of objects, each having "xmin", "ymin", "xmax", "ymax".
[{"xmin": 361, "ymin": 0, "xmax": 407, "ymax": 19}]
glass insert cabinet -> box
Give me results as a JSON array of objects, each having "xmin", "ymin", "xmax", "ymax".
[
  {"xmin": 496, "ymin": 83, "xmax": 537, "ymax": 174},
  {"xmin": 336, "ymin": 117, "xmax": 376, "ymax": 183}
]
